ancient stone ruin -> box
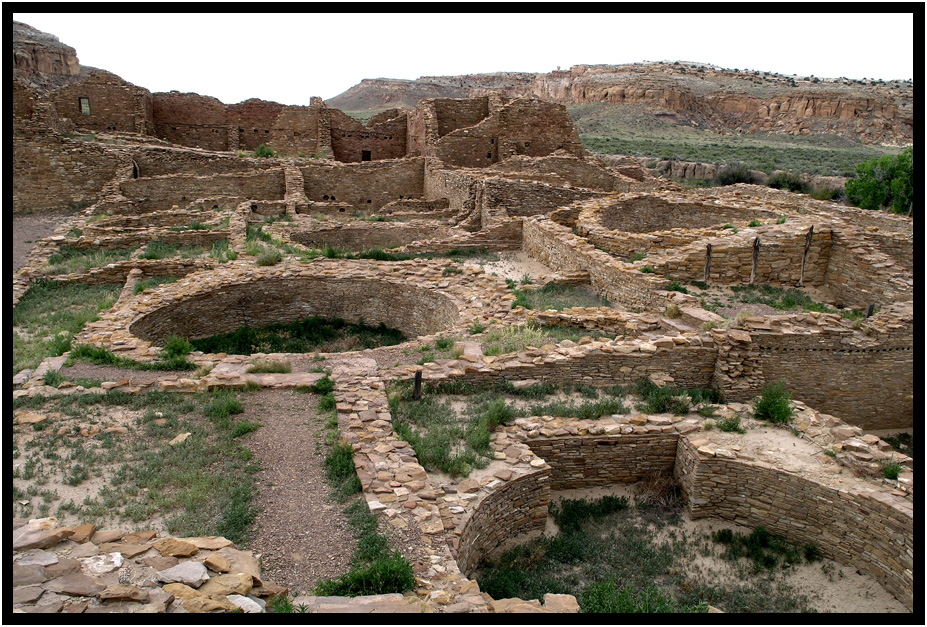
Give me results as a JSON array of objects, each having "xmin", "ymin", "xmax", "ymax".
[{"xmin": 12, "ymin": 21, "xmax": 913, "ymax": 614}]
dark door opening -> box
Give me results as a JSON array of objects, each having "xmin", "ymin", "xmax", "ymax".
[{"xmin": 361, "ymin": 150, "xmax": 372, "ymax": 162}]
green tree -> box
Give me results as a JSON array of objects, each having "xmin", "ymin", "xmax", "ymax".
[{"xmin": 845, "ymin": 147, "xmax": 914, "ymax": 215}]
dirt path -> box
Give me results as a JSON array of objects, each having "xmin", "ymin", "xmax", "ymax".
[
  {"xmin": 13, "ymin": 212, "xmax": 75, "ymax": 272},
  {"xmin": 243, "ymin": 389, "xmax": 355, "ymax": 595}
]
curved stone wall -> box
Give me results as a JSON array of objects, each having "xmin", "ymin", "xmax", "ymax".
[
  {"xmin": 129, "ymin": 276, "xmax": 460, "ymax": 343},
  {"xmin": 674, "ymin": 438, "xmax": 913, "ymax": 611},
  {"xmin": 598, "ymin": 195, "xmax": 778, "ymax": 233}
]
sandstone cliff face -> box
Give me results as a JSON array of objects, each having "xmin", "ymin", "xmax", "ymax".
[
  {"xmin": 329, "ymin": 63, "xmax": 913, "ymax": 146},
  {"xmin": 13, "ymin": 21, "xmax": 81, "ymax": 92}
]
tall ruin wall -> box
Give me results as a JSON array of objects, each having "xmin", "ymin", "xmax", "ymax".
[{"xmin": 300, "ymin": 158, "xmax": 425, "ymax": 212}]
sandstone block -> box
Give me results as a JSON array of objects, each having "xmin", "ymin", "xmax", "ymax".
[
  {"xmin": 153, "ymin": 538, "xmax": 199, "ymax": 558},
  {"xmin": 157, "ymin": 561, "xmax": 210, "ymax": 587}
]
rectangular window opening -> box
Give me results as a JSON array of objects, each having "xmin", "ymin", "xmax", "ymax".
[{"xmin": 79, "ymin": 97, "xmax": 91, "ymax": 115}]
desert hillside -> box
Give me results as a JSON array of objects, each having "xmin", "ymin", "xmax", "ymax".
[{"xmin": 327, "ymin": 62, "xmax": 913, "ymax": 147}]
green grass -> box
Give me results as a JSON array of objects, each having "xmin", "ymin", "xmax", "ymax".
[
  {"xmin": 882, "ymin": 463, "xmax": 903, "ymax": 480},
  {"xmin": 209, "ymin": 238, "xmax": 238, "ymax": 263},
  {"xmin": 133, "ymin": 276, "xmax": 179, "ymax": 295},
  {"xmin": 633, "ymin": 378, "xmax": 721, "ymax": 415},
  {"xmin": 512, "ymin": 284, "xmax": 612, "ymax": 311},
  {"xmin": 67, "ymin": 343, "xmax": 197, "ymax": 372},
  {"xmin": 388, "ymin": 380, "xmax": 628, "ymax": 477},
  {"xmin": 246, "ymin": 359, "xmax": 292, "ymax": 374},
  {"xmin": 189, "ymin": 316, "xmax": 406, "ymax": 355},
  {"xmin": 13, "ymin": 280, "xmax": 122, "ymax": 374},
  {"xmin": 44, "ymin": 246, "xmax": 137, "ymax": 275},
  {"xmin": 729, "ymin": 284, "xmax": 865, "ymax": 320},
  {"xmin": 141, "ymin": 241, "xmax": 206, "ymax": 260},
  {"xmin": 481, "ymin": 323, "xmax": 607, "ymax": 357},
  {"xmin": 313, "ymin": 500, "xmax": 415, "ymax": 597},
  {"xmin": 13, "ymin": 389, "xmax": 259, "ymax": 544},
  {"xmin": 478, "ymin": 493, "xmax": 819, "ymax": 613}
]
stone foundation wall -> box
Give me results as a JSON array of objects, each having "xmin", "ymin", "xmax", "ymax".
[
  {"xmin": 825, "ymin": 233, "xmax": 913, "ymax": 308},
  {"xmin": 599, "ymin": 196, "xmax": 777, "ymax": 233},
  {"xmin": 300, "ymin": 158, "xmax": 425, "ymax": 212},
  {"xmin": 455, "ymin": 469, "xmax": 550, "ymax": 575},
  {"xmin": 674, "ymin": 438, "xmax": 913, "ymax": 611},
  {"xmin": 128, "ymin": 276, "xmax": 460, "ymax": 343},
  {"xmin": 152, "ymin": 91, "xmax": 229, "ymax": 150},
  {"xmin": 483, "ymin": 178, "xmax": 604, "ymax": 218},
  {"xmin": 132, "ymin": 148, "xmax": 276, "ymax": 177},
  {"xmin": 526, "ymin": 434, "xmax": 678, "ymax": 490},
  {"xmin": 121, "ymin": 169, "xmax": 286, "ymax": 212},
  {"xmin": 523, "ymin": 216, "xmax": 670, "ymax": 310},
  {"xmin": 753, "ymin": 333, "xmax": 914, "ymax": 430},
  {"xmin": 13, "ymin": 126, "xmax": 125, "ymax": 213},
  {"xmin": 289, "ymin": 223, "xmax": 453, "ymax": 251}
]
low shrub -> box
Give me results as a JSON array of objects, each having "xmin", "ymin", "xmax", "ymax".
[
  {"xmin": 882, "ymin": 463, "xmax": 902, "ymax": 480},
  {"xmin": 246, "ymin": 359, "xmax": 291, "ymax": 374},
  {"xmin": 715, "ymin": 163, "xmax": 760, "ymax": 186},
  {"xmin": 767, "ymin": 171, "xmax": 809, "ymax": 194},
  {"xmin": 256, "ymin": 249, "xmax": 282, "ymax": 266},
  {"xmin": 753, "ymin": 380, "xmax": 793, "ymax": 423},
  {"xmin": 253, "ymin": 143, "xmax": 276, "ymax": 158},
  {"xmin": 163, "ymin": 335, "xmax": 194, "ymax": 359}
]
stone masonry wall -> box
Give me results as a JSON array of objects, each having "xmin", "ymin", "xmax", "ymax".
[
  {"xmin": 526, "ymin": 434, "xmax": 678, "ymax": 490},
  {"xmin": 300, "ymin": 158, "xmax": 425, "ymax": 212},
  {"xmin": 13, "ymin": 126, "xmax": 125, "ymax": 213},
  {"xmin": 825, "ymin": 232, "xmax": 914, "ymax": 308},
  {"xmin": 599, "ymin": 196, "xmax": 777, "ymax": 233},
  {"xmin": 329, "ymin": 110, "xmax": 407, "ymax": 163},
  {"xmin": 752, "ymin": 332, "xmax": 914, "ymax": 430},
  {"xmin": 523, "ymin": 215, "xmax": 671, "ymax": 310},
  {"xmin": 455, "ymin": 469, "xmax": 550, "ymax": 575},
  {"xmin": 121, "ymin": 170, "xmax": 286, "ymax": 212},
  {"xmin": 48, "ymin": 70, "xmax": 151, "ymax": 134},
  {"xmin": 128, "ymin": 276, "xmax": 460, "ymax": 343},
  {"xmin": 152, "ymin": 92, "xmax": 229, "ymax": 150},
  {"xmin": 674, "ymin": 438, "xmax": 913, "ymax": 611},
  {"xmin": 288, "ymin": 223, "xmax": 453, "ymax": 250}
]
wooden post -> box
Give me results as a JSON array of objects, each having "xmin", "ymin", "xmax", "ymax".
[
  {"xmin": 412, "ymin": 370, "xmax": 423, "ymax": 400},
  {"xmin": 866, "ymin": 304, "xmax": 875, "ymax": 318}
]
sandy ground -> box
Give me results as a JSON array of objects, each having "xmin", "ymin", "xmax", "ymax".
[
  {"xmin": 463, "ymin": 250, "xmax": 555, "ymax": 282},
  {"xmin": 13, "ymin": 212, "xmax": 75, "ymax": 271}
]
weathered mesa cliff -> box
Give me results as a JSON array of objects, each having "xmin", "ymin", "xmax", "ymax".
[
  {"xmin": 12, "ymin": 21, "xmax": 82, "ymax": 92},
  {"xmin": 328, "ymin": 63, "xmax": 913, "ymax": 146}
]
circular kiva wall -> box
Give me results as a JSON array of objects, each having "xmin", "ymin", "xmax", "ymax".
[
  {"xmin": 598, "ymin": 196, "xmax": 778, "ymax": 233},
  {"xmin": 129, "ymin": 277, "xmax": 459, "ymax": 343},
  {"xmin": 289, "ymin": 225, "xmax": 453, "ymax": 251}
]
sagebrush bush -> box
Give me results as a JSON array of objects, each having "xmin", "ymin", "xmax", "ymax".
[
  {"xmin": 715, "ymin": 163, "xmax": 759, "ymax": 186},
  {"xmin": 253, "ymin": 143, "xmax": 276, "ymax": 158},
  {"xmin": 767, "ymin": 171, "xmax": 808, "ymax": 193},
  {"xmin": 753, "ymin": 380, "xmax": 793, "ymax": 423}
]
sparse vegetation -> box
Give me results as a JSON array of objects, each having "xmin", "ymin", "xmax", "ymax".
[
  {"xmin": 754, "ymin": 381, "xmax": 793, "ymax": 424},
  {"xmin": 189, "ymin": 316, "xmax": 406, "ymax": 355}
]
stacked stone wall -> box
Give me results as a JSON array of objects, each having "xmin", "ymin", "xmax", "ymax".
[
  {"xmin": 483, "ymin": 178, "xmax": 603, "ymax": 218},
  {"xmin": 47, "ymin": 70, "xmax": 151, "ymax": 134},
  {"xmin": 434, "ymin": 97, "xmax": 490, "ymax": 137},
  {"xmin": 329, "ymin": 110, "xmax": 407, "ymax": 162},
  {"xmin": 599, "ymin": 197, "xmax": 776, "ymax": 233},
  {"xmin": 825, "ymin": 233, "xmax": 913, "ymax": 308},
  {"xmin": 152, "ymin": 92, "xmax": 228, "ymax": 150},
  {"xmin": 121, "ymin": 170, "xmax": 286, "ymax": 212},
  {"xmin": 228, "ymin": 99, "xmax": 286, "ymax": 151},
  {"xmin": 128, "ymin": 276, "xmax": 460, "ymax": 343},
  {"xmin": 131, "ymin": 148, "xmax": 276, "ymax": 177},
  {"xmin": 527, "ymin": 434, "xmax": 678, "ymax": 490},
  {"xmin": 13, "ymin": 126, "xmax": 125, "ymax": 213},
  {"xmin": 674, "ymin": 439, "xmax": 913, "ymax": 611},
  {"xmin": 300, "ymin": 158, "xmax": 425, "ymax": 212},
  {"xmin": 289, "ymin": 223, "xmax": 453, "ymax": 250},
  {"xmin": 455, "ymin": 470, "xmax": 550, "ymax": 575},
  {"xmin": 752, "ymin": 333, "xmax": 913, "ymax": 430},
  {"xmin": 523, "ymin": 216, "xmax": 670, "ymax": 310}
]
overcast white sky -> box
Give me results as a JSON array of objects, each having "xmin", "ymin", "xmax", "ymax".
[{"xmin": 14, "ymin": 11, "xmax": 916, "ymax": 106}]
